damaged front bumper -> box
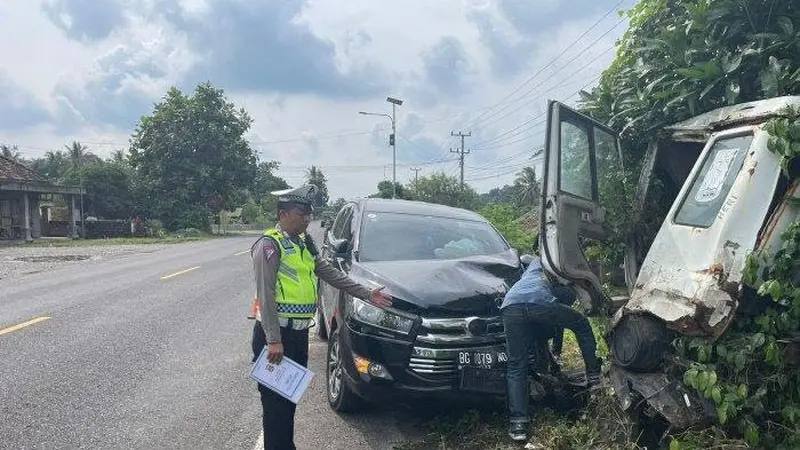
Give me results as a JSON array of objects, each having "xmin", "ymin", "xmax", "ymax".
[{"xmin": 609, "ymin": 365, "xmax": 715, "ymax": 429}]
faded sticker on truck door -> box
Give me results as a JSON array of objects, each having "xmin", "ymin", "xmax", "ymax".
[{"xmin": 695, "ymin": 148, "xmax": 739, "ymax": 203}]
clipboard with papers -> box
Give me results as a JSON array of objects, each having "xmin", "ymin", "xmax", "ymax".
[{"xmin": 250, "ymin": 347, "xmax": 314, "ymax": 404}]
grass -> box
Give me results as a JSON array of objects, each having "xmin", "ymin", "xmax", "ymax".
[
  {"xmin": 393, "ymin": 317, "xmax": 753, "ymax": 450},
  {"xmin": 393, "ymin": 319, "xmax": 645, "ymax": 450}
]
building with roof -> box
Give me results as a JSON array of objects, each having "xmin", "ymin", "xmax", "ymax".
[{"xmin": 0, "ymin": 156, "xmax": 85, "ymax": 241}]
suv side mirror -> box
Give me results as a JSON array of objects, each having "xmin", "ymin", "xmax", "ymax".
[
  {"xmin": 331, "ymin": 238, "xmax": 349, "ymax": 256},
  {"xmin": 520, "ymin": 254, "xmax": 535, "ymax": 265}
]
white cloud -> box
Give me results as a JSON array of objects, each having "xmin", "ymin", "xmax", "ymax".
[{"xmin": 0, "ymin": 0, "xmax": 628, "ymax": 200}]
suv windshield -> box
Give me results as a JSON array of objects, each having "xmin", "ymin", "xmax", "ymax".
[{"xmin": 358, "ymin": 211, "xmax": 509, "ymax": 262}]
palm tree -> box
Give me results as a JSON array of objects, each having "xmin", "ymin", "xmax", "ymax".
[
  {"xmin": 513, "ymin": 166, "xmax": 541, "ymax": 208},
  {"xmin": 304, "ymin": 165, "xmax": 329, "ymax": 207},
  {"xmin": 110, "ymin": 149, "xmax": 126, "ymax": 165}
]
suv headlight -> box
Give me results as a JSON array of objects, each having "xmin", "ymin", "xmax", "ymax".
[{"xmin": 351, "ymin": 298, "xmax": 415, "ymax": 334}]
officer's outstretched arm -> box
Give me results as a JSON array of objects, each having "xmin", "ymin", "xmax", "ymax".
[
  {"xmin": 253, "ymin": 237, "xmax": 282, "ymax": 344},
  {"xmin": 314, "ymin": 259, "xmax": 373, "ymax": 301}
]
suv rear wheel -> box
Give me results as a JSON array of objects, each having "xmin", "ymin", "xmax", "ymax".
[
  {"xmin": 326, "ymin": 326, "xmax": 363, "ymax": 413},
  {"xmin": 611, "ymin": 314, "xmax": 670, "ymax": 372}
]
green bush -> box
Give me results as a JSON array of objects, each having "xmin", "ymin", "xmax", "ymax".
[{"xmin": 478, "ymin": 204, "xmax": 537, "ymax": 253}]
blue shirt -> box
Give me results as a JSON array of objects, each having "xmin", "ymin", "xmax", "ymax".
[{"xmin": 500, "ymin": 259, "xmax": 576, "ymax": 309}]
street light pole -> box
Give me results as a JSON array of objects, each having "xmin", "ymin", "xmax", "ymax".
[{"xmin": 359, "ymin": 96, "xmax": 403, "ymax": 199}]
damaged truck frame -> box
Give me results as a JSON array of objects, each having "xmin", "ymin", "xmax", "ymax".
[{"xmin": 539, "ymin": 96, "xmax": 800, "ymax": 430}]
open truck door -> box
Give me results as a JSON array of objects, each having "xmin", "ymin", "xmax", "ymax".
[{"xmin": 540, "ymin": 100, "xmax": 624, "ymax": 315}]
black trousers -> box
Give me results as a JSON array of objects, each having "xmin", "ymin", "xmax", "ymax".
[{"xmin": 251, "ymin": 322, "xmax": 310, "ymax": 450}]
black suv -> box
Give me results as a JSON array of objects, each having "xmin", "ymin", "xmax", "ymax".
[{"xmin": 316, "ymin": 198, "xmax": 531, "ymax": 412}]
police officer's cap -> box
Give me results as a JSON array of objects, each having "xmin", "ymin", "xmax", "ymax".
[{"xmin": 272, "ymin": 185, "xmax": 317, "ymax": 212}]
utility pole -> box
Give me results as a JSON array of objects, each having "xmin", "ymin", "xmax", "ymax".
[
  {"xmin": 410, "ymin": 166, "xmax": 421, "ymax": 184},
  {"xmin": 450, "ymin": 131, "xmax": 471, "ymax": 188}
]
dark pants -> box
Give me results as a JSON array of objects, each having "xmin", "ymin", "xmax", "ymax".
[
  {"xmin": 251, "ymin": 322, "xmax": 310, "ymax": 450},
  {"xmin": 501, "ymin": 303, "xmax": 599, "ymax": 424},
  {"xmin": 549, "ymin": 285, "xmax": 578, "ymax": 356}
]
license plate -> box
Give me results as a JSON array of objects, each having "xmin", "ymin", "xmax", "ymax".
[
  {"xmin": 460, "ymin": 366, "xmax": 506, "ymax": 394},
  {"xmin": 457, "ymin": 348, "xmax": 508, "ymax": 369}
]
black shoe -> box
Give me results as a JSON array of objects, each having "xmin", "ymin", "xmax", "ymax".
[{"xmin": 508, "ymin": 422, "xmax": 527, "ymax": 441}]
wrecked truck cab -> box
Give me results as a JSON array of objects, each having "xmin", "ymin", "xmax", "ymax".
[{"xmin": 540, "ymin": 96, "xmax": 800, "ymax": 428}]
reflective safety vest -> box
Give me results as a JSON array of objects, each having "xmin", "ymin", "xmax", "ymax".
[{"xmin": 263, "ymin": 228, "xmax": 318, "ymax": 320}]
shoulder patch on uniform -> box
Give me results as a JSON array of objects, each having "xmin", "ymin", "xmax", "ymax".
[{"xmin": 262, "ymin": 237, "xmax": 278, "ymax": 261}]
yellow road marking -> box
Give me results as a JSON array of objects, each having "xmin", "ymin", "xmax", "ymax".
[
  {"xmin": 0, "ymin": 316, "xmax": 51, "ymax": 336},
  {"xmin": 160, "ymin": 266, "xmax": 200, "ymax": 280},
  {"xmin": 235, "ymin": 250, "xmax": 250, "ymax": 256}
]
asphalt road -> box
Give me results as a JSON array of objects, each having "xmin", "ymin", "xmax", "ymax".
[{"xmin": 0, "ymin": 224, "xmax": 428, "ymax": 450}]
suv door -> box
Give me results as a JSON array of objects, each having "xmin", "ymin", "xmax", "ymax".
[
  {"xmin": 540, "ymin": 100, "xmax": 623, "ymax": 314},
  {"xmin": 320, "ymin": 204, "xmax": 356, "ymax": 323}
]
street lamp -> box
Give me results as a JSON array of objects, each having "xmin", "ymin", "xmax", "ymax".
[{"xmin": 359, "ymin": 96, "xmax": 403, "ymax": 199}]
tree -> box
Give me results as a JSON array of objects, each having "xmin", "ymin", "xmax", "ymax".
[
  {"xmin": 109, "ymin": 150, "xmax": 129, "ymax": 166},
  {"xmin": 1, "ymin": 144, "xmax": 22, "ymax": 161},
  {"xmin": 513, "ymin": 167, "xmax": 541, "ymax": 209},
  {"xmin": 253, "ymin": 160, "xmax": 289, "ymax": 199},
  {"xmin": 129, "ymin": 82, "xmax": 258, "ymax": 231},
  {"xmin": 372, "ymin": 180, "xmax": 411, "ymax": 200},
  {"xmin": 80, "ymin": 164, "xmax": 134, "ymax": 219},
  {"xmin": 304, "ymin": 166, "xmax": 329, "ymax": 207},
  {"xmin": 410, "ymin": 172, "xmax": 479, "ymax": 210},
  {"xmin": 330, "ymin": 197, "xmax": 347, "ymax": 216},
  {"xmin": 30, "ymin": 150, "xmax": 71, "ymax": 183},
  {"xmin": 581, "ymin": 0, "xmax": 800, "ymax": 168},
  {"xmin": 240, "ymin": 201, "xmax": 261, "ymax": 224}
]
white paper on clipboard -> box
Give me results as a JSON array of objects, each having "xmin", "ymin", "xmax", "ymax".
[{"xmin": 249, "ymin": 347, "xmax": 314, "ymax": 404}]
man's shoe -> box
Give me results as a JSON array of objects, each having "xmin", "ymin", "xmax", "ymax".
[{"xmin": 508, "ymin": 422, "xmax": 527, "ymax": 441}]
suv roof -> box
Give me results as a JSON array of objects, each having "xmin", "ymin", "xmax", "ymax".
[
  {"xmin": 665, "ymin": 95, "xmax": 800, "ymax": 141},
  {"xmin": 357, "ymin": 198, "xmax": 485, "ymax": 222}
]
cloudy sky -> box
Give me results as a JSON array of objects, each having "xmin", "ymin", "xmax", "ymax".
[{"xmin": 0, "ymin": 0, "xmax": 629, "ymax": 200}]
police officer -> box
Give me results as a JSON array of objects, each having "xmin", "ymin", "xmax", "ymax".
[{"xmin": 250, "ymin": 185, "xmax": 392, "ymax": 450}]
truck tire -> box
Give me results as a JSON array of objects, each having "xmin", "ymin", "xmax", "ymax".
[{"xmin": 611, "ymin": 314, "xmax": 670, "ymax": 372}]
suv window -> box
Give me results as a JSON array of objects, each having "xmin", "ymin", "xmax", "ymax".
[
  {"xmin": 358, "ymin": 212, "xmax": 509, "ymax": 262},
  {"xmin": 673, "ymin": 134, "xmax": 753, "ymax": 228}
]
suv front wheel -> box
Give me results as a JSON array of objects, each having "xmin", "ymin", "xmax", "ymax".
[{"xmin": 326, "ymin": 326, "xmax": 363, "ymax": 413}]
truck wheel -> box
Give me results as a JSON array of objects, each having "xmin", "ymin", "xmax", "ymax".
[
  {"xmin": 326, "ymin": 326, "xmax": 363, "ymax": 413},
  {"xmin": 611, "ymin": 314, "xmax": 670, "ymax": 372}
]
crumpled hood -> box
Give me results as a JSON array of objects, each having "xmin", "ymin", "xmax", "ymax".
[{"xmin": 347, "ymin": 251, "xmax": 523, "ymax": 315}]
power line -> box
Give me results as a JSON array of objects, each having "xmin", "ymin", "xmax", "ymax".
[
  {"xmin": 469, "ymin": 72, "xmax": 604, "ymax": 151},
  {"xmin": 453, "ymin": 0, "xmax": 628, "ymax": 132}
]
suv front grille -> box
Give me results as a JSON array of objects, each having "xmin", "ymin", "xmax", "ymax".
[{"xmin": 415, "ymin": 316, "xmax": 505, "ymax": 345}]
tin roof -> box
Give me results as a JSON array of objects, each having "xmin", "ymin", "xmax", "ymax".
[{"xmin": 0, "ymin": 156, "xmax": 47, "ymax": 183}]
